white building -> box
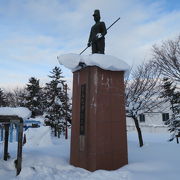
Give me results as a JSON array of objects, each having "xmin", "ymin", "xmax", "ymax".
[{"xmin": 126, "ymin": 103, "xmax": 172, "ymax": 133}]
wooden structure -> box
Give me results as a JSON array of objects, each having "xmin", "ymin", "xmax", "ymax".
[
  {"xmin": 70, "ymin": 66, "xmax": 128, "ymax": 171},
  {"xmin": 0, "ymin": 115, "xmax": 23, "ymax": 175}
]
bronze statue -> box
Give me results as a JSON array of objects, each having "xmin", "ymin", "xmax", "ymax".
[{"xmin": 87, "ymin": 10, "xmax": 107, "ymax": 54}]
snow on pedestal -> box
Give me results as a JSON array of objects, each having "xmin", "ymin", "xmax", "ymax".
[
  {"xmin": 57, "ymin": 53, "xmax": 130, "ymax": 73},
  {"xmin": 0, "ymin": 107, "xmax": 31, "ymax": 119}
]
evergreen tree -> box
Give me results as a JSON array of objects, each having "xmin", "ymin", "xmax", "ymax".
[
  {"xmin": 0, "ymin": 88, "xmax": 7, "ymax": 107},
  {"xmin": 44, "ymin": 66, "xmax": 71, "ymax": 137},
  {"xmin": 25, "ymin": 77, "xmax": 43, "ymax": 117},
  {"xmin": 160, "ymin": 78, "xmax": 180, "ymax": 141}
]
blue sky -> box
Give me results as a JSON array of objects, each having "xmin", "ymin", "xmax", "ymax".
[{"xmin": 0, "ymin": 0, "xmax": 180, "ymax": 90}]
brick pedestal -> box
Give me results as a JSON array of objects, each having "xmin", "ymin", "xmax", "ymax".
[{"xmin": 70, "ymin": 66, "xmax": 128, "ymax": 171}]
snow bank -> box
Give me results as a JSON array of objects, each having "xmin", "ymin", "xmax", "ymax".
[
  {"xmin": 25, "ymin": 126, "xmax": 52, "ymax": 147},
  {"xmin": 57, "ymin": 53, "xmax": 130, "ymax": 73},
  {"xmin": 0, "ymin": 107, "xmax": 31, "ymax": 119}
]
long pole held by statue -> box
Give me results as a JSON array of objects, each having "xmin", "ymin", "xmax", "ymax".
[{"xmin": 79, "ymin": 17, "xmax": 120, "ymax": 55}]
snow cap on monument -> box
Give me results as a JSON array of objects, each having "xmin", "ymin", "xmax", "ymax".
[{"xmin": 57, "ymin": 53, "xmax": 130, "ymax": 75}]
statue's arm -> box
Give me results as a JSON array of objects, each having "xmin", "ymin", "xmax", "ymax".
[{"xmin": 101, "ymin": 22, "xmax": 107, "ymax": 37}]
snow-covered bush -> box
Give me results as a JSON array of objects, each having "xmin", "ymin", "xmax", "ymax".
[{"xmin": 160, "ymin": 78, "xmax": 180, "ymax": 142}]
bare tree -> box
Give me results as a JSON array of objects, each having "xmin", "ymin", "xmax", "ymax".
[
  {"xmin": 13, "ymin": 87, "xmax": 27, "ymax": 107},
  {"xmin": 126, "ymin": 61, "xmax": 163, "ymax": 147},
  {"xmin": 152, "ymin": 35, "xmax": 180, "ymax": 82},
  {"xmin": 0, "ymin": 88, "xmax": 7, "ymax": 107},
  {"xmin": 5, "ymin": 91, "xmax": 16, "ymax": 107},
  {"xmin": 4, "ymin": 87, "xmax": 27, "ymax": 107}
]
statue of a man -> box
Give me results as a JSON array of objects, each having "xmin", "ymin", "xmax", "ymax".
[{"xmin": 87, "ymin": 10, "xmax": 107, "ymax": 54}]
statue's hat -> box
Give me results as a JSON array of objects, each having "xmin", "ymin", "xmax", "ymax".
[{"xmin": 93, "ymin": 9, "xmax": 100, "ymax": 17}]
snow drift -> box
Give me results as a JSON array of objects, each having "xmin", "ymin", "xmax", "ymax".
[{"xmin": 57, "ymin": 53, "xmax": 130, "ymax": 73}]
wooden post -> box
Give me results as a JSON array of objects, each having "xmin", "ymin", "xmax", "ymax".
[
  {"xmin": 16, "ymin": 124, "xmax": 18, "ymax": 141},
  {"xmin": 4, "ymin": 124, "xmax": 10, "ymax": 161},
  {"xmin": 9, "ymin": 124, "xmax": 13, "ymax": 142},
  {"xmin": 16, "ymin": 122, "xmax": 23, "ymax": 176},
  {"xmin": 65, "ymin": 84, "xmax": 68, "ymax": 139},
  {"xmin": 1, "ymin": 125, "xmax": 3, "ymax": 141}
]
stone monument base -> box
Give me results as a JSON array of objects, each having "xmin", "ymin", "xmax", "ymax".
[{"xmin": 70, "ymin": 66, "xmax": 128, "ymax": 171}]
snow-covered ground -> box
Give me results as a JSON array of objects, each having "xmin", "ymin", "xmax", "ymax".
[{"xmin": 0, "ymin": 120, "xmax": 180, "ymax": 180}]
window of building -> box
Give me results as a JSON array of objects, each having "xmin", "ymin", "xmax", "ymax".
[
  {"xmin": 139, "ymin": 114, "xmax": 145, "ymax": 122},
  {"xmin": 162, "ymin": 113, "xmax": 169, "ymax": 121}
]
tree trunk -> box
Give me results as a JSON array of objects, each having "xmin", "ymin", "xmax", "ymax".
[
  {"xmin": 58, "ymin": 128, "xmax": 60, "ymax": 138},
  {"xmin": 54, "ymin": 124, "xmax": 57, "ymax": 137},
  {"xmin": 132, "ymin": 116, "xmax": 144, "ymax": 147}
]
